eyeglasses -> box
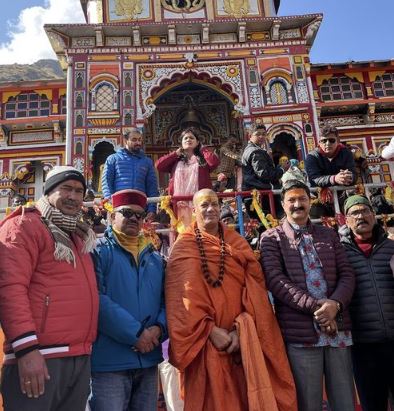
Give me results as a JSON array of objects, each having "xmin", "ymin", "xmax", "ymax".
[
  {"xmin": 347, "ymin": 208, "xmax": 372, "ymax": 218},
  {"xmin": 320, "ymin": 138, "xmax": 337, "ymax": 144},
  {"xmin": 117, "ymin": 209, "xmax": 146, "ymax": 220}
]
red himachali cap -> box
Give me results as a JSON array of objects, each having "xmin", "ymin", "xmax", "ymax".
[{"xmin": 112, "ymin": 189, "xmax": 147, "ymax": 209}]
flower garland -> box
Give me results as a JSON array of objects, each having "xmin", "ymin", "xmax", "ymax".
[{"xmin": 194, "ymin": 224, "xmax": 226, "ymax": 288}]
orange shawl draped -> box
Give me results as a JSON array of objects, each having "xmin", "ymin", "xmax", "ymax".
[{"xmin": 166, "ymin": 224, "xmax": 297, "ymax": 411}]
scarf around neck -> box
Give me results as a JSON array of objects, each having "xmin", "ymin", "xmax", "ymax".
[{"xmin": 36, "ymin": 196, "xmax": 96, "ymax": 267}]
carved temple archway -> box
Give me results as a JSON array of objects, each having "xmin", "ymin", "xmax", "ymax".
[{"xmin": 144, "ymin": 80, "xmax": 243, "ymax": 149}]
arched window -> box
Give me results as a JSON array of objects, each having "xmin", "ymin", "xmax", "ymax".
[
  {"xmin": 124, "ymin": 92, "xmax": 132, "ymax": 107},
  {"xmin": 76, "ymin": 72, "xmax": 84, "ymax": 89},
  {"xmin": 75, "ymin": 114, "xmax": 84, "ymax": 127},
  {"xmin": 305, "ymin": 123, "xmax": 312, "ymax": 134},
  {"xmin": 75, "ymin": 93, "xmax": 83, "ymax": 108},
  {"xmin": 59, "ymin": 95, "xmax": 67, "ymax": 114},
  {"xmin": 374, "ymin": 73, "xmax": 394, "ymax": 97},
  {"xmin": 91, "ymin": 81, "xmax": 118, "ymax": 112},
  {"xmin": 4, "ymin": 92, "xmax": 50, "ymax": 119},
  {"xmin": 270, "ymin": 81, "xmax": 288, "ymax": 104},
  {"xmin": 320, "ymin": 76, "xmax": 364, "ymax": 101},
  {"xmin": 124, "ymin": 112, "xmax": 132, "ymax": 126},
  {"xmin": 75, "ymin": 141, "xmax": 83, "ymax": 155},
  {"xmin": 124, "ymin": 73, "xmax": 132, "ymax": 88}
]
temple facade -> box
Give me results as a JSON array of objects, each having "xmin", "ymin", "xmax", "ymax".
[{"xmin": 0, "ymin": 0, "xmax": 393, "ymax": 206}]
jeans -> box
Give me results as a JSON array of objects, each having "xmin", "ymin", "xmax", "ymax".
[
  {"xmin": 90, "ymin": 366, "xmax": 158, "ymax": 411},
  {"xmin": 352, "ymin": 342, "xmax": 394, "ymax": 411},
  {"xmin": 286, "ymin": 345, "xmax": 354, "ymax": 411}
]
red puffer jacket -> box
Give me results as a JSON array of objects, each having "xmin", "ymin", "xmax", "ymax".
[{"xmin": 0, "ymin": 208, "xmax": 98, "ymax": 364}]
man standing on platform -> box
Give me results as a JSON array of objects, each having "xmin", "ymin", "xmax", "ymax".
[
  {"xmin": 0, "ymin": 166, "xmax": 98, "ymax": 411},
  {"xmin": 90, "ymin": 189, "xmax": 167, "ymax": 411},
  {"xmin": 260, "ymin": 180, "xmax": 355, "ymax": 411},
  {"xmin": 166, "ymin": 188, "xmax": 297, "ymax": 411},
  {"xmin": 340, "ymin": 195, "xmax": 394, "ymax": 411},
  {"xmin": 101, "ymin": 128, "xmax": 159, "ymax": 220}
]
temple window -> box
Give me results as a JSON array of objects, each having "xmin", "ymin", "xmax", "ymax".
[
  {"xmin": 373, "ymin": 73, "xmax": 394, "ymax": 97},
  {"xmin": 75, "ymin": 113, "xmax": 84, "ymax": 127},
  {"xmin": 90, "ymin": 81, "xmax": 118, "ymax": 112},
  {"xmin": 269, "ymin": 80, "xmax": 288, "ymax": 104},
  {"xmin": 75, "ymin": 93, "xmax": 83, "ymax": 108},
  {"xmin": 75, "ymin": 72, "xmax": 84, "ymax": 89},
  {"xmin": 124, "ymin": 112, "xmax": 132, "ymax": 126},
  {"xmin": 59, "ymin": 95, "xmax": 67, "ymax": 114},
  {"xmin": 124, "ymin": 72, "xmax": 132, "ymax": 88},
  {"xmin": 4, "ymin": 92, "xmax": 51, "ymax": 119},
  {"xmin": 320, "ymin": 76, "xmax": 364, "ymax": 101},
  {"xmin": 124, "ymin": 91, "xmax": 132, "ymax": 107}
]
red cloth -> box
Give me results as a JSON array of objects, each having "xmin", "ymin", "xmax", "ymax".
[
  {"xmin": 354, "ymin": 236, "xmax": 374, "ymax": 257},
  {"xmin": 0, "ymin": 208, "xmax": 98, "ymax": 364}
]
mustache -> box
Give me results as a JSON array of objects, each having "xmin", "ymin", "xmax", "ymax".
[
  {"xmin": 291, "ymin": 207, "xmax": 305, "ymax": 212},
  {"xmin": 63, "ymin": 200, "xmax": 78, "ymax": 207},
  {"xmin": 356, "ymin": 220, "xmax": 367, "ymax": 226}
]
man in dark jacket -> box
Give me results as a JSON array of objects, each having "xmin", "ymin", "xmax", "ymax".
[
  {"xmin": 101, "ymin": 128, "xmax": 159, "ymax": 219},
  {"xmin": 90, "ymin": 189, "xmax": 167, "ymax": 411},
  {"xmin": 242, "ymin": 124, "xmax": 286, "ymax": 215},
  {"xmin": 260, "ymin": 180, "xmax": 355, "ymax": 411},
  {"xmin": 340, "ymin": 194, "xmax": 394, "ymax": 411},
  {"xmin": 305, "ymin": 125, "xmax": 356, "ymax": 187}
]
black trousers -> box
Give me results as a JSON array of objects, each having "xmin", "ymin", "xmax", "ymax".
[
  {"xmin": 1, "ymin": 355, "xmax": 90, "ymax": 411},
  {"xmin": 352, "ymin": 341, "xmax": 394, "ymax": 411}
]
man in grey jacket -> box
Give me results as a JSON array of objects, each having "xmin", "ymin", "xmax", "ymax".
[{"xmin": 340, "ymin": 194, "xmax": 394, "ymax": 411}]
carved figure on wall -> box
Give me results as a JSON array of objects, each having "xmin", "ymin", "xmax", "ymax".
[
  {"xmin": 161, "ymin": 0, "xmax": 205, "ymax": 13},
  {"xmin": 114, "ymin": 0, "xmax": 143, "ymax": 18},
  {"xmin": 223, "ymin": 0, "xmax": 250, "ymax": 18}
]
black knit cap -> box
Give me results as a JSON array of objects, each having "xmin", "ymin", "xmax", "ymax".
[{"xmin": 44, "ymin": 166, "xmax": 86, "ymax": 195}]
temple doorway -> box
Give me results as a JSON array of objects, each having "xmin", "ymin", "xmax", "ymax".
[
  {"xmin": 91, "ymin": 141, "xmax": 115, "ymax": 193},
  {"xmin": 270, "ymin": 132, "xmax": 298, "ymax": 165},
  {"xmin": 145, "ymin": 82, "xmax": 242, "ymax": 149}
]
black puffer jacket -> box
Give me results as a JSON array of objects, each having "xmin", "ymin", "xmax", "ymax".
[
  {"xmin": 305, "ymin": 145, "xmax": 356, "ymax": 187},
  {"xmin": 241, "ymin": 142, "xmax": 283, "ymax": 190},
  {"xmin": 340, "ymin": 225, "xmax": 394, "ymax": 343}
]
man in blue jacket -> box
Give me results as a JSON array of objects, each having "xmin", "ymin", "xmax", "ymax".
[
  {"xmin": 101, "ymin": 128, "xmax": 159, "ymax": 219},
  {"xmin": 90, "ymin": 189, "xmax": 167, "ymax": 411}
]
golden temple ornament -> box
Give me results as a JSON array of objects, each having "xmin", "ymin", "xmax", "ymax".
[
  {"xmin": 114, "ymin": 0, "xmax": 143, "ymax": 19},
  {"xmin": 161, "ymin": 0, "xmax": 205, "ymax": 13},
  {"xmin": 223, "ymin": 0, "xmax": 250, "ymax": 18}
]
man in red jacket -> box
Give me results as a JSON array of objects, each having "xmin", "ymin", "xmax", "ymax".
[
  {"xmin": 0, "ymin": 166, "xmax": 99, "ymax": 411},
  {"xmin": 260, "ymin": 179, "xmax": 355, "ymax": 411}
]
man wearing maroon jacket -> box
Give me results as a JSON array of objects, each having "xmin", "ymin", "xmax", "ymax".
[{"xmin": 260, "ymin": 179, "xmax": 355, "ymax": 411}]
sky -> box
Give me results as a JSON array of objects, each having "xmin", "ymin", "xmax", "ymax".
[{"xmin": 0, "ymin": 0, "xmax": 393, "ymax": 65}]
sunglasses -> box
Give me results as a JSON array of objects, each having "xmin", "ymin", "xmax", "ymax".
[
  {"xmin": 320, "ymin": 138, "xmax": 337, "ymax": 144},
  {"xmin": 117, "ymin": 209, "xmax": 146, "ymax": 220}
]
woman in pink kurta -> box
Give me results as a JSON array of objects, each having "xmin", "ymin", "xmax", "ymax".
[{"xmin": 156, "ymin": 128, "xmax": 219, "ymax": 226}]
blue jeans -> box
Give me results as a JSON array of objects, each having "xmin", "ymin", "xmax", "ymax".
[
  {"xmin": 90, "ymin": 366, "xmax": 158, "ymax": 411},
  {"xmin": 286, "ymin": 345, "xmax": 354, "ymax": 411}
]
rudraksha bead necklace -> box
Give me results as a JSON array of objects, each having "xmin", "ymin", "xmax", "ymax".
[{"xmin": 194, "ymin": 224, "xmax": 226, "ymax": 288}]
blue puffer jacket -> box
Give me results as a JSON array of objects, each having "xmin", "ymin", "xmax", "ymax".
[
  {"xmin": 101, "ymin": 148, "xmax": 159, "ymax": 213},
  {"xmin": 91, "ymin": 228, "xmax": 167, "ymax": 372}
]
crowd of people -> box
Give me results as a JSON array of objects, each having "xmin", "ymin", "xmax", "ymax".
[{"xmin": 0, "ymin": 125, "xmax": 394, "ymax": 411}]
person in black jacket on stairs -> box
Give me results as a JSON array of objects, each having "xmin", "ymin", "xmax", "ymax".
[{"xmin": 340, "ymin": 194, "xmax": 394, "ymax": 411}]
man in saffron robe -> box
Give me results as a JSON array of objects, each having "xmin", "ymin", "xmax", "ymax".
[{"xmin": 165, "ymin": 189, "xmax": 297, "ymax": 411}]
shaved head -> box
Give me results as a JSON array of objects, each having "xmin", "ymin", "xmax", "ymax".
[
  {"xmin": 193, "ymin": 189, "xmax": 220, "ymax": 235},
  {"xmin": 193, "ymin": 189, "xmax": 218, "ymax": 207}
]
